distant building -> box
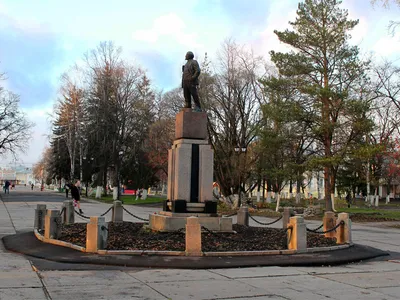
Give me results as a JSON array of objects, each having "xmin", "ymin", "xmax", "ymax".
[{"xmin": 0, "ymin": 165, "xmax": 33, "ymax": 185}]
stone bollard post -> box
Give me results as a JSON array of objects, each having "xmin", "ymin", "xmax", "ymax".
[
  {"xmin": 287, "ymin": 216, "xmax": 307, "ymax": 251},
  {"xmin": 185, "ymin": 216, "xmax": 202, "ymax": 256},
  {"xmin": 323, "ymin": 211, "xmax": 336, "ymax": 238},
  {"xmin": 282, "ymin": 207, "xmax": 294, "ymax": 229},
  {"xmin": 237, "ymin": 206, "xmax": 249, "ymax": 226},
  {"xmin": 86, "ymin": 216, "xmax": 108, "ymax": 253},
  {"xmin": 336, "ymin": 213, "xmax": 352, "ymax": 244},
  {"xmin": 63, "ymin": 200, "xmax": 75, "ymax": 225},
  {"xmin": 34, "ymin": 204, "xmax": 47, "ymax": 232},
  {"xmin": 44, "ymin": 210, "xmax": 61, "ymax": 239},
  {"xmin": 112, "ymin": 200, "xmax": 123, "ymax": 223}
]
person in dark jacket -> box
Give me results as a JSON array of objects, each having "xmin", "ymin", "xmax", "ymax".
[
  {"xmin": 65, "ymin": 183, "xmax": 70, "ymax": 199},
  {"xmin": 4, "ymin": 180, "xmax": 10, "ymax": 194},
  {"xmin": 71, "ymin": 182, "xmax": 83, "ymax": 214},
  {"xmin": 182, "ymin": 51, "xmax": 202, "ymax": 112}
]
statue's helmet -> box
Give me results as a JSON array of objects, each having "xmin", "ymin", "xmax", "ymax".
[{"xmin": 185, "ymin": 51, "xmax": 194, "ymax": 60}]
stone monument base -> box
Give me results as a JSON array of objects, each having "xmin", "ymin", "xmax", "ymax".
[{"xmin": 148, "ymin": 213, "xmax": 233, "ymax": 232}]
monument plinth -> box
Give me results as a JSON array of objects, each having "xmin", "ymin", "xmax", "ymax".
[{"xmin": 149, "ymin": 108, "xmax": 232, "ymax": 232}]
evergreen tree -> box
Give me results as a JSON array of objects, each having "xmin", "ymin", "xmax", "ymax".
[{"xmin": 268, "ymin": 0, "xmax": 372, "ymax": 210}]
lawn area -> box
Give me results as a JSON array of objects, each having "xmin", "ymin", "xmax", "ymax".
[
  {"xmin": 336, "ymin": 207, "xmax": 400, "ymax": 221},
  {"xmin": 89, "ymin": 194, "xmax": 166, "ymax": 205}
]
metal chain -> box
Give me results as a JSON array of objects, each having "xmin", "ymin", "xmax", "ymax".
[
  {"xmin": 58, "ymin": 207, "xmax": 66, "ymax": 217},
  {"xmin": 122, "ymin": 206, "xmax": 149, "ymax": 222},
  {"xmin": 74, "ymin": 209, "xmax": 91, "ymax": 219},
  {"xmin": 249, "ymin": 214, "xmax": 283, "ymax": 226},
  {"xmin": 306, "ymin": 223, "xmax": 324, "ymax": 232},
  {"xmin": 306, "ymin": 220, "xmax": 345, "ymax": 234},
  {"xmin": 100, "ymin": 206, "xmax": 113, "ymax": 216}
]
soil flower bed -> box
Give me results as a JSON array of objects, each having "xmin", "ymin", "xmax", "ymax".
[{"xmin": 58, "ymin": 222, "xmax": 337, "ymax": 251}]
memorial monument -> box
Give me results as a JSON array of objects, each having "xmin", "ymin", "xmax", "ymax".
[{"xmin": 148, "ymin": 51, "xmax": 233, "ymax": 232}]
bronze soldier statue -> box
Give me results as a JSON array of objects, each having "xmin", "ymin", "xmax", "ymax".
[{"xmin": 182, "ymin": 51, "xmax": 202, "ymax": 112}]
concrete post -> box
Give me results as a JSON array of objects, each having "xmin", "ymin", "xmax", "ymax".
[
  {"xmin": 185, "ymin": 216, "xmax": 202, "ymax": 256},
  {"xmin": 237, "ymin": 206, "xmax": 249, "ymax": 226},
  {"xmin": 336, "ymin": 213, "xmax": 352, "ymax": 244},
  {"xmin": 112, "ymin": 200, "xmax": 123, "ymax": 223},
  {"xmin": 63, "ymin": 200, "xmax": 74, "ymax": 225},
  {"xmin": 323, "ymin": 211, "xmax": 336, "ymax": 238},
  {"xmin": 282, "ymin": 207, "xmax": 294, "ymax": 229},
  {"xmin": 44, "ymin": 210, "xmax": 61, "ymax": 239},
  {"xmin": 287, "ymin": 216, "xmax": 307, "ymax": 251},
  {"xmin": 34, "ymin": 204, "xmax": 46, "ymax": 231},
  {"xmin": 86, "ymin": 216, "xmax": 108, "ymax": 253}
]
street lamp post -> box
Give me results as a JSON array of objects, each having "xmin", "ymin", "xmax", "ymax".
[
  {"xmin": 234, "ymin": 146, "xmax": 247, "ymax": 207},
  {"xmin": 117, "ymin": 148, "xmax": 125, "ymax": 202}
]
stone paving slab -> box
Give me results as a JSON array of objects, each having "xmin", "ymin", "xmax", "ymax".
[
  {"xmin": 129, "ymin": 269, "xmax": 227, "ymax": 283},
  {"xmin": 319, "ymin": 270, "xmax": 400, "ymax": 288},
  {"xmin": 209, "ymin": 266, "xmax": 306, "ymax": 278},
  {"xmin": 345, "ymin": 260, "xmax": 400, "ymax": 272},
  {"xmin": 40, "ymin": 270, "xmax": 140, "ymax": 286},
  {"xmin": 239, "ymin": 275, "xmax": 398, "ymax": 300},
  {"xmin": 46, "ymin": 284, "xmax": 168, "ymax": 300},
  {"xmin": 0, "ymin": 287, "xmax": 48, "ymax": 300},
  {"xmin": 372, "ymin": 286, "xmax": 400, "ymax": 298},
  {"xmin": 0, "ymin": 270, "xmax": 42, "ymax": 288},
  {"xmin": 145, "ymin": 279, "xmax": 272, "ymax": 300}
]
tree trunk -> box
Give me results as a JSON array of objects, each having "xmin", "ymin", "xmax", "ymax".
[{"xmin": 324, "ymin": 166, "xmax": 333, "ymax": 211}]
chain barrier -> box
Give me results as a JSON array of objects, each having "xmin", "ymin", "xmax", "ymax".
[
  {"xmin": 74, "ymin": 209, "xmax": 91, "ymax": 219},
  {"xmin": 58, "ymin": 207, "xmax": 65, "ymax": 217},
  {"xmin": 286, "ymin": 225, "xmax": 293, "ymax": 245},
  {"xmin": 122, "ymin": 206, "xmax": 149, "ymax": 222},
  {"xmin": 306, "ymin": 223, "xmax": 324, "ymax": 232},
  {"xmin": 306, "ymin": 220, "xmax": 345, "ymax": 234},
  {"xmin": 248, "ymin": 214, "xmax": 283, "ymax": 226},
  {"xmin": 100, "ymin": 206, "xmax": 113, "ymax": 217}
]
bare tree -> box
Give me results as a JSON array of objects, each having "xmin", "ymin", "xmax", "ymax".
[
  {"xmin": 0, "ymin": 89, "xmax": 33, "ymax": 157},
  {"xmin": 371, "ymin": 0, "xmax": 400, "ymax": 35},
  {"xmin": 202, "ymin": 39, "xmax": 265, "ymax": 203}
]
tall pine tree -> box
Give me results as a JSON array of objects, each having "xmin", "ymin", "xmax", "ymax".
[{"xmin": 267, "ymin": 0, "xmax": 372, "ymax": 210}]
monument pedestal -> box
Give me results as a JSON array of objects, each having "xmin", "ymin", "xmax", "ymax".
[{"xmin": 149, "ymin": 108, "xmax": 232, "ymax": 232}]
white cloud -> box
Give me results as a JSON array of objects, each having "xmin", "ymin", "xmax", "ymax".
[
  {"xmin": 132, "ymin": 13, "xmax": 201, "ymax": 48},
  {"xmin": 250, "ymin": 2, "xmax": 297, "ymax": 60},
  {"xmin": 372, "ymin": 33, "xmax": 400, "ymax": 57},
  {"xmin": 349, "ymin": 16, "xmax": 369, "ymax": 45}
]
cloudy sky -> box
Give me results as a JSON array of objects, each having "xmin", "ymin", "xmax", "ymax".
[{"xmin": 0, "ymin": 0, "xmax": 399, "ymax": 166}]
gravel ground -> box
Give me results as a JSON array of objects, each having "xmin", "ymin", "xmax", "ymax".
[{"xmin": 58, "ymin": 222, "xmax": 337, "ymax": 251}]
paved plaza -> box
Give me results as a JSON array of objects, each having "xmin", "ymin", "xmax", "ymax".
[{"xmin": 1, "ymin": 186, "xmax": 400, "ymax": 299}]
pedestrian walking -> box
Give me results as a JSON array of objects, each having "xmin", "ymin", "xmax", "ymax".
[
  {"xmin": 346, "ymin": 191, "xmax": 352, "ymax": 208},
  {"xmin": 31, "ymin": 183, "xmax": 34, "ymax": 190},
  {"xmin": 4, "ymin": 180, "xmax": 10, "ymax": 194},
  {"xmin": 71, "ymin": 181, "xmax": 83, "ymax": 214},
  {"xmin": 65, "ymin": 183, "xmax": 70, "ymax": 199}
]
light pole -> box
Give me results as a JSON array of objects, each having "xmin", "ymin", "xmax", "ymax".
[
  {"xmin": 117, "ymin": 147, "xmax": 125, "ymax": 202},
  {"xmin": 234, "ymin": 146, "xmax": 247, "ymax": 207}
]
